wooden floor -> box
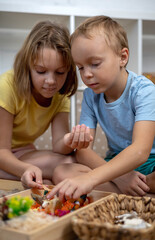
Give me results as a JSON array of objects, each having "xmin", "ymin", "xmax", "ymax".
[{"xmin": 0, "ymin": 179, "xmax": 24, "ymax": 197}]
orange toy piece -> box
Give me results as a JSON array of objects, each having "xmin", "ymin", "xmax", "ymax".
[{"xmin": 61, "ymin": 200, "xmax": 74, "ymax": 211}]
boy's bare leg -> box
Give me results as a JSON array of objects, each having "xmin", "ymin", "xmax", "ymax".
[{"xmin": 146, "ymin": 171, "xmax": 155, "ymax": 193}]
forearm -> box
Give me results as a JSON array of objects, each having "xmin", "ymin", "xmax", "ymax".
[
  {"xmin": 52, "ymin": 138, "xmax": 74, "ymax": 155},
  {"xmin": 88, "ymin": 144, "xmax": 149, "ymax": 188},
  {"xmin": 0, "ymin": 149, "xmax": 33, "ymax": 178},
  {"xmin": 76, "ymin": 148, "xmax": 106, "ymax": 169}
]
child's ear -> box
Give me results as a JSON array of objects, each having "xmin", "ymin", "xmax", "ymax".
[{"xmin": 120, "ymin": 48, "xmax": 129, "ymax": 67}]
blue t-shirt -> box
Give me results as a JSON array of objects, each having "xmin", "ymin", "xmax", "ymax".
[{"xmin": 80, "ymin": 70, "xmax": 155, "ymax": 157}]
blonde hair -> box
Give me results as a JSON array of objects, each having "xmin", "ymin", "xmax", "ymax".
[
  {"xmin": 71, "ymin": 15, "xmax": 129, "ymax": 58},
  {"xmin": 14, "ymin": 20, "xmax": 77, "ymax": 101}
]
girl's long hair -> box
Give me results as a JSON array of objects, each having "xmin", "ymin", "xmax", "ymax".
[{"xmin": 14, "ymin": 20, "xmax": 77, "ymax": 102}]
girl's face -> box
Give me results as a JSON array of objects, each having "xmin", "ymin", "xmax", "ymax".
[
  {"xmin": 71, "ymin": 34, "xmax": 128, "ymax": 102},
  {"xmin": 30, "ymin": 47, "xmax": 68, "ymax": 104}
]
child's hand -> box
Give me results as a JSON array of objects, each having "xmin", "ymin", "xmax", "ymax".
[
  {"xmin": 21, "ymin": 165, "xmax": 43, "ymax": 189},
  {"xmin": 114, "ymin": 171, "xmax": 150, "ymax": 196},
  {"xmin": 46, "ymin": 173, "xmax": 94, "ymax": 201},
  {"xmin": 64, "ymin": 124, "xmax": 93, "ymax": 150}
]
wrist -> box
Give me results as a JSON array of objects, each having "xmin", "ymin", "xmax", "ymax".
[
  {"xmin": 87, "ymin": 170, "xmax": 100, "ymax": 189},
  {"xmin": 112, "ymin": 175, "xmax": 123, "ymax": 186},
  {"xmin": 18, "ymin": 163, "xmax": 33, "ymax": 177}
]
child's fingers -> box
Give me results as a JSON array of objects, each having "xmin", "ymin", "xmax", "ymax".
[
  {"xmin": 84, "ymin": 126, "xmax": 93, "ymax": 148},
  {"xmin": 138, "ymin": 172, "xmax": 147, "ymax": 183},
  {"xmin": 46, "ymin": 180, "xmax": 67, "ymax": 201},
  {"xmin": 85, "ymin": 126, "xmax": 92, "ymax": 141},
  {"xmin": 21, "ymin": 175, "xmax": 40, "ymax": 189},
  {"xmin": 71, "ymin": 126, "xmax": 76, "ymax": 134},
  {"xmin": 22, "ymin": 182, "xmax": 29, "ymax": 189},
  {"xmin": 137, "ymin": 172, "xmax": 150, "ymax": 192},
  {"xmin": 65, "ymin": 185, "xmax": 78, "ymax": 200},
  {"xmin": 64, "ymin": 132, "xmax": 74, "ymax": 146},
  {"xmin": 64, "ymin": 127, "xmax": 76, "ymax": 147},
  {"xmin": 70, "ymin": 124, "xmax": 93, "ymax": 150},
  {"xmin": 35, "ymin": 173, "xmax": 43, "ymax": 186},
  {"xmin": 76, "ymin": 124, "xmax": 86, "ymax": 149},
  {"xmin": 90, "ymin": 135, "xmax": 93, "ymax": 141},
  {"xmin": 71, "ymin": 125, "xmax": 81, "ymax": 149},
  {"xmin": 78, "ymin": 125, "xmax": 93, "ymax": 149},
  {"xmin": 73, "ymin": 188, "xmax": 84, "ymax": 200},
  {"xmin": 136, "ymin": 186, "xmax": 148, "ymax": 196},
  {"xmin": 138, "ymin": 177, "xmax": 150, "ymax": 193},
  {"xmin": 59, "ymin": 181, "xmax": 76, "ymax": 201}
]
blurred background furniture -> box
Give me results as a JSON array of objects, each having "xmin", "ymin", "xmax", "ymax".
[{"xmin": 0, "ymin": 0, "xmax": 155, "ymax": 158}]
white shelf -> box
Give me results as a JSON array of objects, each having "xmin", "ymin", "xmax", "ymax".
[
  {"xmin": 1, "ymin": 1, "xmax": 155, "ymax": 19},
  {"xmin": 0, "ymin": 0, "xmax": 155, "ymax": 127},
  {"xmin": 77, "ymin": 86, "xmax": 87, "ymax": 91},
  {"xmin": 143, "ymin": 35, "xmax": 155, "ymax": 45},
  {"xmin": 142, "ymin": 35, "xmax": 155, "ymax": 73},
  {"xmin": 142, "ymin": 20, "xmax": 155, "ymax": 73},
  {"xmin": 0, "ymin": 12, "xmax": 70, "ymax": 29}
]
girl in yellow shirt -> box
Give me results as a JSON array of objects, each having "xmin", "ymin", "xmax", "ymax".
[{"xmin": 0, "ymin": 21, "xmax": 92, "ymax": 189}]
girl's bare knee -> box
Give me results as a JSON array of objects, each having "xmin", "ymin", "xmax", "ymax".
[
  {"xmin": 41, "ymin": 153, "xmax": 75, "ymax": 169},
  {"xmin": 52, "ymin": 164, "xmax": 69, "ymax": 184},
  {"xmin": 52, "ymin": 163, "xmax": 91, "ymax": 184}
]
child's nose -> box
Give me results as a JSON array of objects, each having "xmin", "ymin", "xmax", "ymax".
[
  {"xmin": 45, "ymin": 74, "xmax": 56, "ymax": 84},
  {"xmin": 83, "ymin": 67, "xmax": 93, "ymax": 78}
]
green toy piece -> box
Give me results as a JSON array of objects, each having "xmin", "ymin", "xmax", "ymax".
[{"xmin": 0, "ymin": 195, "xmax": 34, "ymax": 220}]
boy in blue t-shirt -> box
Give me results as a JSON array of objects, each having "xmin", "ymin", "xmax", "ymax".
[{"xmin": 47, "ymin": 15, "xmax": 155, "ymax": 201}]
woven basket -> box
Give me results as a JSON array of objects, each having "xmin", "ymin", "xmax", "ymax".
[{"xmin": 72, "ymin": 194, "xmax": 155, "ymax": 240}]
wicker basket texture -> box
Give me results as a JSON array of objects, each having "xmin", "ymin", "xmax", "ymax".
[{"xmin": 72, "ymin": 194, "xmax": 155, "ymax": 240}]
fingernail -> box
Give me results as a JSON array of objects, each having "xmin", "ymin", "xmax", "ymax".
[{"xmin": 46, "ymin": 195, "xmax": 50, "ymax": 199}]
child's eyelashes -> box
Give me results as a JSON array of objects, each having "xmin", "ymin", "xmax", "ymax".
[
  {"xmin": 56, "ymin": 71, "xmax": 65, "ymax": 75},
  {"xmin": 36, "ymin": 71, "xmax": 46, "ymax": 74},
  {"xmin": 36, "ymin": 71, "xmax": 65, "ymax": 75},
  {"xmin": 77, "ymin": 63, "xmax": 101, "ymax": 71},
  {"xmin": 92, "ymin": 63, "xmax": 100, "ymax": 67},
  {"xmin": 78, "ymin": 67, "xmax": 84, "ymax": 71}
]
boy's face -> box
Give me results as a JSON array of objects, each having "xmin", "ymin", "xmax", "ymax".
[{"xmin": 71, "ymin": 34, "xmax": 125, "ymax": 96}]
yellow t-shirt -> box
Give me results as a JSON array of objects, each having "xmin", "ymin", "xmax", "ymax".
[{"xmin": 0, "ymin": 70, "xmax": 70, "ymax": 148}]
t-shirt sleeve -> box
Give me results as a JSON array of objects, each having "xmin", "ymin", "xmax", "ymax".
[
  {"xmin": 0, "ymin": 70, "xmax": 17, "ymax": 114},
  {"xmin": 79, "ymin": 88, "xmax": 97, "ymax": 128},
  {"xmin": 133, "ymin": 79, "xmax": 155, "ymax": 122}
]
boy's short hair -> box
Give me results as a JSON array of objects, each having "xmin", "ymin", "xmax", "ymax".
[
  {"xmin": 14, "ymin": 20, "xmax": 77, "ymax": 102},
  {"xmin": 71, "ymin": 15, "xmax": 129, "ymax": 56}
]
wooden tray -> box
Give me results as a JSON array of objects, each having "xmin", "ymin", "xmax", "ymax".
[{"xmin": 0, "ymin": 188, "xmax": 112, "ymax": 240}]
